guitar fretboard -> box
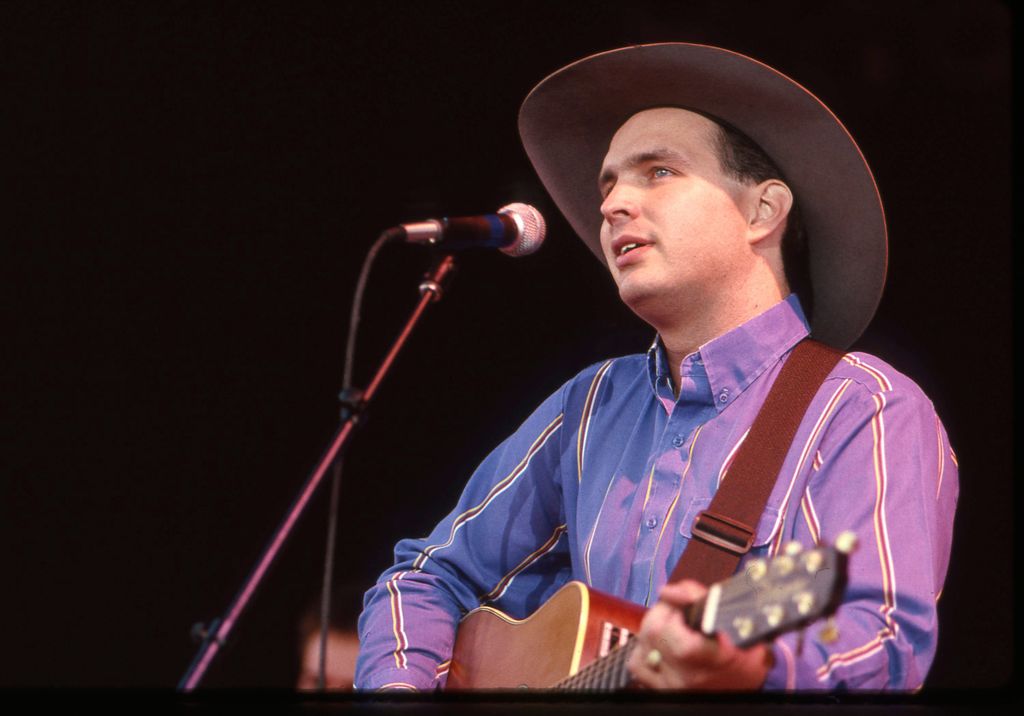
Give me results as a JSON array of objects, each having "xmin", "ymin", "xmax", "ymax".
[{"xmin": 554, "ymin": 635, "xmax": 637, "ymax": 691}]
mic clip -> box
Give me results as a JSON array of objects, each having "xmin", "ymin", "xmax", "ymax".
[{"xmin": 338, "ymin": 387, "xmax": 367, "ymax": 422}]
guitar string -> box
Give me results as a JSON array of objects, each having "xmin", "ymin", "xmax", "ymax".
[
  {"xmin": 556, "ymin": 634, "xmax": 635, "ymax": 691},
  {"xmin": 596, "ymin": 637, "xmax": 628, "ymax": 690}
]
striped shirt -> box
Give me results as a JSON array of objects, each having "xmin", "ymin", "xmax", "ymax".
[{"xmin": 354, "ymin": 295, "xmax": 959, "ymax": 691}]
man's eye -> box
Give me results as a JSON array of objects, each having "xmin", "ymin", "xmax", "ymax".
[{"xmin": 652, "ymin": 167, "xmax": 674, "ymax": 178}]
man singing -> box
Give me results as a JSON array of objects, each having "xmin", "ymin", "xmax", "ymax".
[{"xmin": 354, "ymin": 43, "xmax": 958, "ymax": 691}]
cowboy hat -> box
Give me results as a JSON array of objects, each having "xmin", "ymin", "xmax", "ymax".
[{"xmin": 518, "ymin": 43, "xmax": 887, "ymax": 350}]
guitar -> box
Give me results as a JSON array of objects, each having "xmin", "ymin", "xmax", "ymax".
[{"xmin": 446, "ymin": 533, "xmax": 855, "ymax": 690}]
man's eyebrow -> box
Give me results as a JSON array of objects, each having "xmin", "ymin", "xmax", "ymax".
[{"xmin": 598, "ymin": 148, "xmax": 692, "ymax": 189}]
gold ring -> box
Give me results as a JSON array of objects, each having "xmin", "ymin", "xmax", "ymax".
[{"xmin": 645, "ymin": 648, "xmax": 662, "ymax": 669}]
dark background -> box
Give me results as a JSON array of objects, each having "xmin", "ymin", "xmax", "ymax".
[{"xmin": 2, "ymin": 0, "xmax": 1011, "ymax": 693}]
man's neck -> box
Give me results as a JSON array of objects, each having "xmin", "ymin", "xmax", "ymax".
[
  {"xmin": 659, "ymin": 332, "xmax": 710, "ymax": 400},
  {"xmin": 657, "ymin": 292, "xmax": 786, "ymax": 397}
]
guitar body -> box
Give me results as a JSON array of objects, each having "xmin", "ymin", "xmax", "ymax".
[{"xmin": 447, "ymin": 581, "xmax": 644, "ymax": 689}]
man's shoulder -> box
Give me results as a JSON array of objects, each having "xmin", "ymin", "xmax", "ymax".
[
  {"xmin": 565, "ymin": 352, "xmax": 648, "ymax": 386},
  {"xmin": 826, "ymin": 350, "xmax": 935, "ymax": 407},
  {"xmin": 548, "ymin": 352, "xmax": 649, "ymax": 414}
]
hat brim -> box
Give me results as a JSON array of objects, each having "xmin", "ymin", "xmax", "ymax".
[{"xmin": 519, "ymin": 43, "xmax": 887, "ymax": 350}]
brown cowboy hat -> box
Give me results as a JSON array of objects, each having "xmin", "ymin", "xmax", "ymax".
[{"xmin": 518, "ymin": 43, "xmax": 887, "ymax": 350}]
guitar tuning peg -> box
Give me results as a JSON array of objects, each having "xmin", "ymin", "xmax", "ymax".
[
  {"xmin": 783, "ymin": 541, "xmax": 803, "ymax": 556},
  {"xmin": 835, "ymin": 531, "xmax": 859, "ymax": 555},
  {"xmin": 818, "ymin": 617, "xmax": 840, "ymax": 644},
  {"xmin": 745, "ymin": 558, "xmax": 767, "ymax": 582},
  {"xmin": 771, "ymin": 555, "xmax": 795, "ymax": 576},
  {"xmin": 793, "ymin": 590, "xmax": 815, "ymax": 616},
  {"xmin": 732, "ymin": 616, "xmax": 754, "ymax": 641},
  {"xmin": 761, "ymin": 604, "xmax": 784, "ymax": 628},
  {"xmin": 802, "ymin": 550, "xmax": 823, "ymax": 574}
]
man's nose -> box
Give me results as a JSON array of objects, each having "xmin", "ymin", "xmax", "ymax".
[{"xmin": 600, "ymin": 183, "xmax": 640, "ymax": 225}]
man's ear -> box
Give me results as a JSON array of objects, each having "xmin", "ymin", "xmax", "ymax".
[{"xmin": 748, "ymin": 180, "xmax": 793, "ymax": 245}]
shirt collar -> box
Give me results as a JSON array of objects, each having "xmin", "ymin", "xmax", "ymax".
[{"xmin": 645, "ymin": 294, "xmax": 810, "ymax": 412}]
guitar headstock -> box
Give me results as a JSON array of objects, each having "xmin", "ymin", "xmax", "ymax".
[{"xmin": 699, "ymin": 532, "xmax": 855, "ymax": 648}]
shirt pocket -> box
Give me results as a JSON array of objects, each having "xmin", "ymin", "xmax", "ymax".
[{"xmin": 677, "ymin": 497, "xmax": 783, "ymax": 558}]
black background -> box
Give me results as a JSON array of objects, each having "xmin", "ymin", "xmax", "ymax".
[{"xmin": 2, "ymin": 0, "xmax": 1012, "ymax": 694}]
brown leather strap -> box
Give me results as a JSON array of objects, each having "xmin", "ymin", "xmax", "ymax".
[{"xmin": 667, "ymin": 338, "xmax": 843, "ymax": 587}]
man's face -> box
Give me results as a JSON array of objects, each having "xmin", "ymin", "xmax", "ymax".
[{"xmin": 598, "ymin": 108, "xmax": 758, "ymax": 323}]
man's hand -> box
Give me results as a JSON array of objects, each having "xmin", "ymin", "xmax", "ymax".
[{"xmin": 627, "ymin": 580, "xmax": 773, "ymax": 690}]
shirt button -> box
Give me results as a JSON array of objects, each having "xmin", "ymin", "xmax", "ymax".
[
  {"xmin": 671, "ymin": 435, "xmax": 684, "ymax": 448},
  {"xmin": 646, "ymin": 517, "xmax": 659, "ymax": 529},
  {"xmin": 718, "ymin": 388, "xmax": 730, "ymax": 403}
]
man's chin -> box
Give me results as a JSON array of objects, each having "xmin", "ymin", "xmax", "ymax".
[
  {"xmin": 617, "ymin": 284, "xmax": 662, "ymax": 322},
  {"xmin": 617, "ymin": 280, "xmax": 694, "ymax": 328}
]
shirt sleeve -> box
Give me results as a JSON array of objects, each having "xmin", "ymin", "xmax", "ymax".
[
  {"xmin": 353, "ymin": 381, "xmax": 573, "ymax": 691},
  {"xmin": 762, "ymin": 369, "xmax": 959, "ymax": 690}
]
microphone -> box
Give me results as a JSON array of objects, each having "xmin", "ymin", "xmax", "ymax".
[{"xmin": 388, "ymin": 203, "xmax": 546, "ymax": 257}]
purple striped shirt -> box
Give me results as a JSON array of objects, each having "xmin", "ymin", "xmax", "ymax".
[{"xmin": 355, "ymin": 295, "xmax": 958, "ymax": 691}]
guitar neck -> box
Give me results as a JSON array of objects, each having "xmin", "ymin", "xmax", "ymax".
[{"xmin": 554, "ymin": 633, "xmax": 636, "ymax": 691}]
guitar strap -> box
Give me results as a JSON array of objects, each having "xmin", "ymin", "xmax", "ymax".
[{"xmin": 667, "ymin": 338, "xmax": 843, "ymax": 587}]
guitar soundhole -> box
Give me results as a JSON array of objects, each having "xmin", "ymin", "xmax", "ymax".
[{"xmin": 599, "ymin": 621, "xmax": 632, "ymax": 657}]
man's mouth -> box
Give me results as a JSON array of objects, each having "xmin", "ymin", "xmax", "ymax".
[{"xmin": 610, "ymin": 235, "xmax": 652, "ymax": 260}]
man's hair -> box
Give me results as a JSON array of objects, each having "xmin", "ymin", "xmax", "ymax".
[{"xmin": 711, "ymin": 120, "xmax": 813, "ymax": 319}]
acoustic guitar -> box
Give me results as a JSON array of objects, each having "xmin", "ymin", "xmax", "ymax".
[{"xmin": 446, "ymin": 533, "xmax": 855, "ymax": 690}]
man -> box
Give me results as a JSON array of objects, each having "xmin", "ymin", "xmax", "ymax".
[
  {"xmin": 296, "ymin": 623, "xmax": 360, "ymax": 691},
  {"xmin": 295, "ymin": 592, "xmax": 362, "ymax": 691},
  {"xmin": 354, "ymin": 44, "xmax": 958, "ymax": 691}
]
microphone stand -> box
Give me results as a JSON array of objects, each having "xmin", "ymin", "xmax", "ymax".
[{"xmin": 178, "ymin": 253, "xmax": 458, "ymax": 692}]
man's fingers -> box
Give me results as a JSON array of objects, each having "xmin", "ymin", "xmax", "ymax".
[
  {"xmin": 628, "ymin": 601, "xmax": 672, "ymax": 686},
  {"xmin": 657, "ymin": 579, "xmax": 707, "ymax": 608},
  {"xmin": 628, "ymin": 595, "xmax": 723, "ymax": 689}
]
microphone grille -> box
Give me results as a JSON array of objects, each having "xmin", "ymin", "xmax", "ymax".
[{"xmin": 498, "ymin": 203, "xmax": 547, "ymax": 256}]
